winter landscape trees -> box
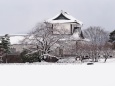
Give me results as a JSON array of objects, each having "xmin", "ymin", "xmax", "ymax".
[
  {"xmin": 0, "ymin": 24, "xmax": 114, "ymax": 64},
  {"xmin": 73, "ymin": 26, "xmax": 111, "ymax": 62},
  {"xmin": 19, "ymin": 23, "xmax": 115, "ymax": 63},
  {"xmin": 21, "ymin": 23, "xmax": 65, "ymax": 62},
  {"xmin": 82, "ymin": 26, "xmax": 112, "ymax": 62}
]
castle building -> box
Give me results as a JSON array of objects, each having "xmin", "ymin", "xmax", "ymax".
[
  {"xmin": 46, "ymin": 11, "xmax": 85, "ymax": 56},
  {"xmin": 0, "ymin": 11, "xmax": 86, "ymax": 56},
  {"xmin": 46, "ymin": 10, "xmax": 84, "ymax": 40}
]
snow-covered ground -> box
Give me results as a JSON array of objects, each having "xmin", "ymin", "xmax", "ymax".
[
  {"xmin": 3, "ymin": 57, "xmax": 115, "ymax": 65},
  {"xmin": 32, "ymin": 57, "xmax": 115, "ymax": 65}
]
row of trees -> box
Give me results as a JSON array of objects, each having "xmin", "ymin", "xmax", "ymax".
[
  {"xmin": 20, "ymin": 23, "xmax": 115, "ymax": 63},
  {"xmin": 76, "ymin": 27, "xmax": 114, "ymax": 62},
  {"xmin": 0, "ymin": 23, "xmax": 114, "ymax": 63}
]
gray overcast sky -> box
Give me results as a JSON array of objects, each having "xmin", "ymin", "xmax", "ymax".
[{"xmin": 0, "ymin": 0, "xmax": 115, "ymax": 34}]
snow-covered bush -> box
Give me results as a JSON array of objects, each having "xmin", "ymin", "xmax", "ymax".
[{"xmin": 42, "ymin": 54, "xmax": 59, "ymax": 62}]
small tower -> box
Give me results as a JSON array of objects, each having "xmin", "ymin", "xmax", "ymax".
[{"xmin": 46, "ymin": 11, "xmax": 84, "ymax": 40}]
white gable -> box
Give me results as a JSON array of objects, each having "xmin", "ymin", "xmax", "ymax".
[{"xmin": 46, "ymin": 11, "xmax": 83, "ymax": 27}]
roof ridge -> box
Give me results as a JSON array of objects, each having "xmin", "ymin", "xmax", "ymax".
[{"xmin": 46, "ymin": 11, "xmax": 83, "ymax": 26}]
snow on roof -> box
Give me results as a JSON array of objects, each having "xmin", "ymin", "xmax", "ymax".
[
  {"xmin": 0, "ymin": 34, "xmax": 27, "ymax": 37},
  {"xmin": 46, "ymin": 10, "xmax": 83, "ymax": 26},
  {"xmin": 70, "ymin": 32, "xmax": 81, "ymax": 40},
  {"xmin": 83, "ymin": 38, "xmax": 90, "ymax": 42},
  {"xmin": 59, "ymin": 32, "xmax": 83, "ymax": 41},
  {"xmin": 10, "ymin": 36, "xmax": 25, "ymax": 44},
  {"xmin": 0, "ymin": 34, "xmax": 27, "ymax": 45},
  {"xmin": 59, "ymin": 32, "xmax": 90, "ymax": 41}
]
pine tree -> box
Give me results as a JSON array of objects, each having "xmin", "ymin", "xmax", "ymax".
[
  {"xmin": 109, "ymin": 30, "xmax": 115, "ymax": 42},
  {"xmin": 1, "ymin": 34, "xmax": 10, "ymax": 63}
]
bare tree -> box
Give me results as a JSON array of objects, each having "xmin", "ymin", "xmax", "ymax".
[
  {"xmin": 82, "ymin": 26, "xmax": 110, "ymax": 62},
  {"xmin": 101, "ymin": 43, "xmax": 113, "ymax": 62},
  {"xmin": 22, "ymin": 23, "xmax": 64, "ymax": 56},
  {"xmin": 83, "ymin": 26, "xmax": 109, "ymax": 45}
]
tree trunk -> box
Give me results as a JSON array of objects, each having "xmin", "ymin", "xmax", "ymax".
[
  {"xmin": 59, "ymin": 48, "xmax": 63, "ymax": 57},
  {"xmin": 5, "ymin": 53, "xmax": 7, "ymax": 63}
]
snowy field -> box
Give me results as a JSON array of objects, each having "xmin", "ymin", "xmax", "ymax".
[
  {"xmin": 1, "ymin": 57, "xmax": 115, "ymax": 65},
  {"xmin": 30, "ymin": 57, "xmax": 115, "ymax": 65},
  {"xmin": 1, "ymin": 58, "xmax": 115, "ymax": 86}
]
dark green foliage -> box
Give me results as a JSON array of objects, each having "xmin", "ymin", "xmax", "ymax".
[
  {"xmin": 0, "ymin": 43, "xmax": 4, "ymax": 51},
  {"xmin": 20, "ymin": 49, "xmax": 41, "ymax": 63},
  {"xmin": 0, "ymin": 34, "xmax": 10, "ymax": 53},
  {"xmin": 0, "ymin": 34, "xmax": 11, "ymax": 63},
  {"xmin": 20, "ymin": 49, "xmax": 28, "ymax": 63},
  {"xmin": 109, "ymin": 30, "xmax": 115, "ymax": 42}
]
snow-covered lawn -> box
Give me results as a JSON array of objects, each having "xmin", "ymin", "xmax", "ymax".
[
  {"xmin": 93, "ymin": 58, "xmax": 115, "ymax": 65},
  {"xmin": 32, "ymin": 57, "xmax": 115, "ymax": 65}
]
